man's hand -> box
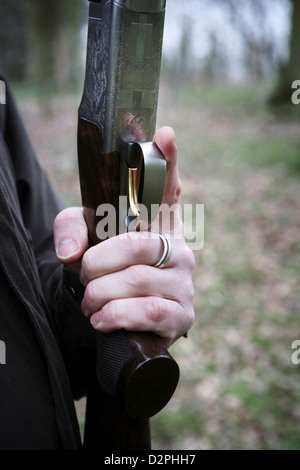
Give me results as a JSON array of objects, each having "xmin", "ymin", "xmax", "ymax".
[{"xmin": 54, "ymin": 126, "xmax": 195, "ymax": 348}]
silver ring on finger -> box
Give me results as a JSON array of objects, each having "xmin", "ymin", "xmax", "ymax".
[{"xmin": 154, "ymin": 233, "xmax": 172, "ymax": 268}]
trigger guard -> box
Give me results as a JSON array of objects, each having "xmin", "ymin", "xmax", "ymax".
[{"xmin": 137, "ymin": 141, "xmax": 166, "ymax": 226}]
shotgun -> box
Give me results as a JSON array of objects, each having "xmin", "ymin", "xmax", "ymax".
[{"xmin": 77, "ymin": 0, "xmax": 179, "ymax": 450}]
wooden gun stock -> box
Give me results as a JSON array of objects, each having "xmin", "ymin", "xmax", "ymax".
[{"xmin": 78, "ymin": 0, "xmax": 179, "ymax": 450}]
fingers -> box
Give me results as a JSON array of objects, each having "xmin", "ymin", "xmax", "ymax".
[
  {"xmin": 79, "ymin": 232, "xmax": 176, "ymax": 284},
  {"xmin": 152, "ymin": 126, "xmax": 183, "ymax": 237},
  {"xmin": 80, "ymin": 233, "xmax": 195, "ymax": 346},
  {"xmin": 82, "ymin": 264, "xmax": 178, "ymax": 315},
  {"xmin": 53, "ymin": 127, "xmax": 195, "ymax": 346},
  {"xmin": 89, "ymin": 297, "xmax": 192, "ymax": 348},
  {"xmin": 54, "ymin": 207, "xmax": 89, "ymax": 265},
  {"xmin": 78, "ymin": 123, "xmax": 195, "ymax": 345},
  {"xmin": 53, "ymin": 127, "xmax": 181, "ymax": 267},
  {"xmin": 153, "ymin": 126, "xmax": 182, "ymax": 206}
]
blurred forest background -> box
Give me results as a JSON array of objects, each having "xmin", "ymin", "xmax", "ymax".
[{"xmin": 1, "ymin": 0, "xmax": 300, "ymax": 450}]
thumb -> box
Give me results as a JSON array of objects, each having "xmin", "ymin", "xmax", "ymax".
[{"xmin": 54, "ymin": 207, "xmax": 89, "ymax": 265}]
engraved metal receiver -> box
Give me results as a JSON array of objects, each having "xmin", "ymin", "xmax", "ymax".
[
  {"xmin": 78, "ymin": 0, "xmax": 179, "ymax": 432},
  {"xmin": 78, "ymin": 0, "xmax": 168, "ymax": 239}
]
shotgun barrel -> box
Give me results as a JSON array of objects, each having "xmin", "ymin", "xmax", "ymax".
[{"xmin": 78, "ymin": 0, "xmax": 179, "ymax": 449}]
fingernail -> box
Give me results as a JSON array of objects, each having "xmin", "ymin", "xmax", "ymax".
[
  {"xmin": 56, "ymin": 238, "xmax": 80, "ymax": 259},
  {"xmin": 90, "ymin": 311, "xmax": 102, "ymax": 329}
]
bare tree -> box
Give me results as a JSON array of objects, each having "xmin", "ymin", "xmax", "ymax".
[
  {"xmin": 28, "ymin": 0, "xmax": 85, "ymax": 93},
  {"xmin": 213, "ymin": 0, "xmax": 279, "ymax": 80},
  {"xmin": 0, "ymin": 1, "xmax": 29, "ymax": 81},
  {"xmin": 0, "ymin": 0, "xmax": 85, "ymax": 92},
  {"xmin": 270, "ymin": 0, "xmax": 300, "ymax": 104}
]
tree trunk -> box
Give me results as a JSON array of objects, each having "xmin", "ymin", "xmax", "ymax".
[
  {"xmin": 270, "ymin": 0, "xmax": 300, "ymax": 104},
  {"xmin": 28, "ymin": 0, "xmax": 84, "ymax": 95},
  {"xmin": 0, "ymin": 2, "xmax": 29, "ymax": 81}
]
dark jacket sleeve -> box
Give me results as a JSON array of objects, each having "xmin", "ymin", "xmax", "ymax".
[{"xmin": 1, "ymin": 74, "xmax": 95, "ymax": 398}]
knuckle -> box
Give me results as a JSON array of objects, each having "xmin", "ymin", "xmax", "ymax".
[{"xmin": 143, "ymin": 297, "xmax": 165, "ymax": 325}]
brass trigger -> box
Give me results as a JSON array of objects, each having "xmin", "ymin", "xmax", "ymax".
[
  {"xmin": 128, "ymin": 168, "xmax": 140, "ymax": 218},
  {"xmin": 125, "ymin": 141, "xmax": 166, "ymax": 227}
]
